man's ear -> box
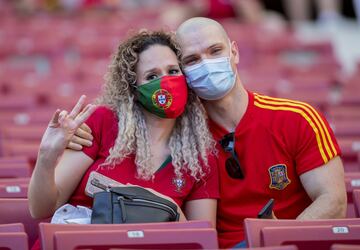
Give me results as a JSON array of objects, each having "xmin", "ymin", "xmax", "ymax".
[{"xmin": 231, "ymin": 40, "xmax": 240, "ymax": 65}]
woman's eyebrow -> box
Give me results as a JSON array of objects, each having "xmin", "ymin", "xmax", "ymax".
[
  {"xmin": 143, "ymin": 68, "xmax": 159, "ymax": 75},
  {"xmin": 167, "ymin": 64, "xmax": 180, "ymax": 68}
]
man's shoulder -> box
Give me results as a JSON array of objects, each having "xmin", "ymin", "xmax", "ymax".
[{"xmin": 252, "ymin": 92, "xmax": 319, "ymax": 121}]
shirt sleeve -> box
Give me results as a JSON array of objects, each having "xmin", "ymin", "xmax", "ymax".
[
  {"xmin": 81, "ymin": 106, "xmax": 111, "ymax": 160},
  {"xmin": 185, "ymin": 153, "xmax": 220, "ymax": 201},
  {"xmin": 294, "ymin": 106, "xmax": 341, "ymax": 175}
]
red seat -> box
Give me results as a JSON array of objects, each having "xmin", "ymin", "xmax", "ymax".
[
  {"xmin": 0, "ymin": 96, "xmax": 36, "ymax": 111},
  {"xmin": 353, "ymin": 190, "xmax": 360, "ymax": 218},
  {"xmin": 337, "ymin": 137, "xmax": 360, "ymax": 163},
  {"xmin": 339, "ymin": 90, "xmax": 360, "ymax": 106},
  {"xmin": 0, "ymin": 124, "xmax": 46, "ymax": 142},
  {"xmin": 0, "ymin": 162, "xmax": 31, "ymax": 178},
  {"xmin": 0, "ymin": 223, "xmax": 25, "ymax": 233},
  {"xmin": 0, "ymin": 178, "xmax": 30, "ymax": 185},
  {"xmin": 344, "ymin": 162, "xmax": 360, "ymax": 173},
  {"xmin": 0, "ymin": 232, "xmax": 28, "ymax": 250},
  {"xmin": 0, "ymin": 198, "xmax": 48, "ymax": 247},
  {"xmin": 331, "ymin": 244, "xmax": 360, "ymax": 250},
  {"xmin": 0, "ymin": 140, "xmax": 39, "ymax": 161},
  {"xmin": 54, "ymin": 228, "xmax": 217, "ymax": 250},
  {"xmin": 0, "ymin": 223, "xmax": 28, "ymax": 250},
  {"xmin": 39, "ymin": 221, "xmax": 213, "ymax": 250},
  {"xmin": 345, "ymin": 173, "xmax": 360, "ymax": 217},
  {"xmin": 345, "ymin": 173, "xmax": 360, "ymax": 200},
  {"xmin": 0, "ymin": 156, "xmax": 29, "ymax": 165},
  {"xmin": 244, "ymin": 218, "xmax": 360, "ymax": 248},
  {"xmin": 0, "ymin": 183, "xmax": 28, "ymax": 198},
  {"xmin": 262, "ymin": 225, "xmax": 360, "ymax": 250},
  {"xmin": 331, "ymin": 120, "xmax": 360, "ymax": 137},
  {"xmin": 326, "ymin": 106, "xmax": 360, "ymax": 121},
  {"xmin": 0, "ymin": 109, "xmax": 53, "ymax": 126}
]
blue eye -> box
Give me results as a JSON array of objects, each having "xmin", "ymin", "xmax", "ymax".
[
  {"xmin": 169, "ymin": 69, "xmax": 180, "ymax": 75},
  {"xmin": 146, "ymin": 74, "xmax": 158, "ymax": 81}
]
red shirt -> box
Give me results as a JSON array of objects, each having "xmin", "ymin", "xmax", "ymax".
[
  {"xmin": 210, "ymin": 91, "xmax": 341, "ymax": 249},
  {"xmin": 69, "ymin": 106, "xmax": 220, "ymax": 208},
  {"xmin": 31, "ymin": 106, "xmax": 219, "ymax": 250}
]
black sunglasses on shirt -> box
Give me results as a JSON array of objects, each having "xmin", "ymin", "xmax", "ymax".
[{"xmin": 219, "ymin": 132, "xmax": 244, "ymax": 179}]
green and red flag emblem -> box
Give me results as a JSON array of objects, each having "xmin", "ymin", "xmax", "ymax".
[
  {"xmin": 152, "ymin": 89, "xmax": 173, "ymax": 110},
  {"xmin": 137, "ymin": 75, "xmax": 188, "ymax": 118}
]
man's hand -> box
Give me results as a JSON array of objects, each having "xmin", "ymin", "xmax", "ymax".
[
  {"xmin": 271, "ymin": 211, "xmax": 277, "ymax": 219},
  {"xmin": 40, "ymin": 96, "xmax": 96, "ymax": 156},
  {"xmin": 67, "ymin": 123, "xmax": 94, "ymax": 150}
]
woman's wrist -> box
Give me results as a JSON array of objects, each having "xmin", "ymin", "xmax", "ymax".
[
  {"xmin": 38, "ymin": 141, "xmax": 66, "ymax": 159},
  {"xmin": 36, "ymin": 148, "xmax": 61, "ymax": 170}
]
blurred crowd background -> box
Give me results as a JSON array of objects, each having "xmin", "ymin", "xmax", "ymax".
[{"xmin": 0, "ymin": 0, "xmax": 359, "ymax": 176}]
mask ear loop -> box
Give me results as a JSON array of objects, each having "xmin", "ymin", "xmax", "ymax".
[{"xmin": 130, "ymin": 83, "xmax": 139, "ymax": 102}]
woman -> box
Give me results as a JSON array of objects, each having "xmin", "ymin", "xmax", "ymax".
[{"xmin": 28, "ymin": 30, "xmax": 219, "ymax": 234}]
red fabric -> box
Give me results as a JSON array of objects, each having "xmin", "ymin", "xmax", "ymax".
[
  {"xmin": 71, "ymin": 106, "xmax": 219, "ymax": 208},
  {"xmin": 206, "ymin": 0, "xmax": 236, "ymax": 19},
  {"xmin": 160, "ymin": 75, "xmax": 188, "ymax": 118},
  {"xmin": 211, "ymin": 91, "xmax": 341, "ymax": 249},
  {"xmin": 31, "ymin": 240, "xmax": 40, "ymax": 250}
]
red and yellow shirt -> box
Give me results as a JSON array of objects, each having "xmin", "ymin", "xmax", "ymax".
[{"xmin": 210, "ymin": 91, "xmax": 341, "ymax": 249}]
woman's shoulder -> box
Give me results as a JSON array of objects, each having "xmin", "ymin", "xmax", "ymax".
[{"xmin": 90, "ymin": 105, "xmax": 118, "ymax": 122}]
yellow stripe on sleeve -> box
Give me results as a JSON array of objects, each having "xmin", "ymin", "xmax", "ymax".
[
  {"xmin": 255, "ymin": 94, "xmax": 337, "ymax": 158},
  {"xmin": 254, "ymin": 99, "xmax": 329, "ymax": 163}
]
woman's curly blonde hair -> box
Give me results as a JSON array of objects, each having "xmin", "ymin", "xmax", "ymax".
[{"xmin": 97, "ymin": 30, "xmax": 215, "ymax": 180}]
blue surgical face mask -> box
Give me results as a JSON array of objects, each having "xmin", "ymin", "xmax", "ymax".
[{"xmin": 183, "ymin": 43, "xmax": 236, "ymax": 100}]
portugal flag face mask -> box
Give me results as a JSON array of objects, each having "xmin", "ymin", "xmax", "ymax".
[{"xmin": 136, "ymin": 75, "xmax": 188, "ymax": 119}]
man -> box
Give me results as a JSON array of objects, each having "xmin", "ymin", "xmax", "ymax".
[
  {"xmin": 69, "ymin": 17, "xmax": 346, "ymax": 249},
  {"xmin": 175, "ymin": 17, "xmax": 346, "ymax": 248}
]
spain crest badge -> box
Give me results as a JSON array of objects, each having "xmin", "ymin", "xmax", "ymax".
[{"xmin": 268, "ymin": 164, "xmax": 291, "ymax": 190}]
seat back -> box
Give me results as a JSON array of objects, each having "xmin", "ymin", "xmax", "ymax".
[
  {"xmin": 0, "ymin": 223, "xmax": 27, "ymax": 250},
  {"xmin": 244, "ymin": 218, "xmax": 360, "ymax": 247},
  {"xmin": 54, "ymin": 228, "xmax": 217, "ymax": 250},
  {"xmin": 345, "ymin": 173, "xmax": 360, "ymax": 217},
  {"xmin": 0, "ymin": 183, "xmax": 28, "ymax": 198},
  {"xmin": 39, "ymin": 220, "xmax": 212, "ymax": 250},
  {"xmin": 0, "ymin": 232, "xmax": 28, "ymax": 250},
  {"xmin": 0, "ymin": 163, "xmax": 31, "ymax": 178},
  {"xmin": 262, "ymin": 225, "xmax": 360, "ymax": 250},
  {"xmin": 0, "ymin": 198, "xmax": 48, "ymax": 247},
  {"xmin": 0, "ymin": 223, "xmax": 25, "ymax": 233},
  {"xmin": 331, "ymin": 244, "xmax": 360, "ymax": 250},
  {"xmin": 353, "ymin": 189, "xmax": 360, "ymax": 218}
]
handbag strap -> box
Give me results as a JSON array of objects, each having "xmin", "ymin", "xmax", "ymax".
[{"xmin": 91, "ymin": 178, "xmax": 111, "ymax": 192}]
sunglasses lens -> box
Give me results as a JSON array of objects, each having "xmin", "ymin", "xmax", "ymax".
[
  {"xmin": 225, "ymin": 157, "xmax": 244, "ymax": 179},
  {"xmin": 220, "ymin": 132, "xmax": 244, "ymax": 179},
  {"xmin": 219, "ymin": 133, "xmax": 234, "ymax": 152}
]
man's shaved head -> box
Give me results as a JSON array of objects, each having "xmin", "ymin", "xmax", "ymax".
[
  {"xmin": 176, "ymin": 17, "xmax": 229, "ymax": 42},
  {"xmin": 174, "ymin": 17, "xmax": 238, "ymax": 68}
]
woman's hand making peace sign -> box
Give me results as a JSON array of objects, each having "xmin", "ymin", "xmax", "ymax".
[{"xmin": 39, "ymin": 95, "xmax": 97, "ymax": 159}]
